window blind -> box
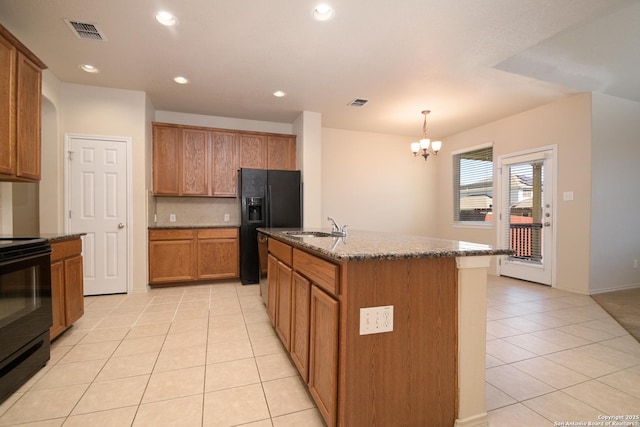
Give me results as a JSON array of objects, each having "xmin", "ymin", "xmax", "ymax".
[{"xmin": 453, "ymin": 146, "xmax": 494, "ymax": 222}]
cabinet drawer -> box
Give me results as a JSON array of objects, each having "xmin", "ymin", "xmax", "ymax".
[
  {"xmin": 149, "ymin": 229, "xmax": 195, "ymax": 241},
  {"xmin": 50, "ymin": 238, "xmax": 82, "ymax": 262},
  {"xmin": 293, "ymin": 249, "xmax": 339, "ymax": 295},
  {"xmin": 197, "ymin": 228, "xmax": 238, "ymax": 239},
  {"xmin": 269, "ymin": 238, "xmax": 292, "ymax": 266}
]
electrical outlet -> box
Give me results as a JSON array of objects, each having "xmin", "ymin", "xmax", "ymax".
[
  {"xmin": 359, "ymin": 305, "xmax": 393, "ymax": 335},
  {"xmin": 634, "ymin": 259, "xmax": 638, "ymax": 269},
  {"xmin": 224, "ymin": 213, "xmax": 230, "ymax": 222},
  {"xmin": 169, "ymin": 214, "xmax": 176, "ymax": 223}
]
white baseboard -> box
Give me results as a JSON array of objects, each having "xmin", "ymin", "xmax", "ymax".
[
  {"xmin": 590, "ymin": 282, "xmax": 640, "ymax": 295},
  {"xmin": 455, "ymin": 412, "xmax": 489, "ymax": 427}
]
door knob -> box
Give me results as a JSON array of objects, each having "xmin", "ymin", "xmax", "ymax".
[{"xmin": 118, "ymin": 223, "xmax": 125, "ymax": 229}]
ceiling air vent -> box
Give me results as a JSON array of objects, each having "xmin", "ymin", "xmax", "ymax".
[
  {"xmin": 349, "ymin": 98, "xmax": 369, "ymax": 107},
  {"xmin": 65, "ymin": 20, "xmax": 106, "ymax": 41}
]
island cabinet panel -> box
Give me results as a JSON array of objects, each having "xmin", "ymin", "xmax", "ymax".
[
  {"xmin": 267, "ymin": 135, "xmax": 296, "ymax": 171},
  {"xmin": 239, "ymin": 133, "xmax": 267, "ymax": 169},
  {"xmin": 266, "ymin": 254, "xmax": 278, "ymax": 325},
  {"xmin": 338, "ymin": 257, "xmax": 458, "ymax": 427},
  {"xmin": 211, "ymin": 131, "xmax": 238, "ymax": 197},
  {"xmin": 291, "ymin": 272, "xmax": 311, "ymax": 382},
  {"xmin": 309, "ymin": 284, "xmax": 339, "ymax": 427},
  {"xmin": 293, "ymin": 249, "xmax": 338, "ymax": 295},
  {"xmin": 0, "ymin": 24, "xmax": 46, "ymax": 183},
  {"xmin": 50, "ymin": 238, "xmax": 85, "ymax": 341},
  {"xmin": 181, "ymin": 129, "xmax": 209, "ymax": 196},
  {"xmin": 275, "ymin": 261, "xmax": 293, "ymax": 351},
  {"xmin": 152, "ymin": 125, "xmax": 181, "ymax": 195}
]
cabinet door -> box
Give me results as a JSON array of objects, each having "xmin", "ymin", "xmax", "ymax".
[
  {"xmin": 181, "ymin": 129, "xmax": 209, "ymax": 195},
  {"xmin": 153, "ymin": 125, "xmax": 181, "ymax": 195},
  {"xmin": 267, "ymin": 135, "xmax": 296, "ymax": 170},
  {"xmin": 211, "ymin": 131, "xmax": 238, "ymax": 196},
  {"xmin": 49, "ymin": 260, "xmax": 66, "ymax": 340},
  {"xmin": 197, "ymin": 238, "xmax": 239, "ymax": 279},
  {"xmin": 309, "ymin": 285, "xmax": 339, "ymax": 427},
  {"xmin": 266, "ymin": 254, "xmax": 278, "ymax": 325},
  {"xmin": 149, "ymin": 239, "xmax": 195, "ymax": 283},
  {"xmin": 239, "ymin": 134, "xmax": 267, "ymax": 169},
  {"xmin": 15, "ymin": 52, "xmax": 41, "ymax": 180},
  {"xmin": 64, "ymin": 255, "xmax": 85, "ymax": 325},
  {"xmin": 291, "ymin": 272, "xmax": 311, "ymax": 381},
  {"xmin": 0, "ymin": 33, "xmax": 15, "ymax": 176},
  {"xmin": 275, "ymin": 261, "xmax": 292, "ymax": 351}
]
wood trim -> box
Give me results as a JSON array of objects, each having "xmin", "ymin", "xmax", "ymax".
[{"xmin": 152, "ymin": 121, "xmax": 296, "ymax": 140}]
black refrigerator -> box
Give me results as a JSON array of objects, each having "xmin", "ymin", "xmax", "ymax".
[{"xmin": 239, "ymin": 168, "xmax": 302, "ymax": 284}]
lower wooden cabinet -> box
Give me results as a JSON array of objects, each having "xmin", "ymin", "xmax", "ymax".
[
  {"xmin": 308, "ymin": 285, "xmax": 339, "ymax": 427},
  {"xmin": 50, "ymin": 238, "xmax": 84, "ymax": 340},
  {"xmin": 148, "ymin": 228, "xmax": 239, "ymax": 285},
  {"xmin": 267, "ymin": 239, "xmax": 339, "ymax": 427}
]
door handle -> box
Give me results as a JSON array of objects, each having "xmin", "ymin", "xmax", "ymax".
[
  {"xmin": 118, "ymin": 223, "xmax": 125, "ymax": 229},
  {"xmin": 544, "ymin": 222, "xmax": 551, "ymax": 227}
]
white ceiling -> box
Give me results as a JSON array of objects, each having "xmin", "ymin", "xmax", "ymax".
[{"xmin": 0, "ymin": 0, "xmax": 637, "ymax": 140}]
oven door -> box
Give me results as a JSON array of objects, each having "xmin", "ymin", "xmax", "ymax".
[{"xmin": 0, "ymin": 251, "xmax": 52, "ymax": 363}]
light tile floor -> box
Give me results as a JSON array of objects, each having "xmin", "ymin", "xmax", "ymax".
[{"xmin": 0, "ymin": 276, "xmax": 639, "ymax": 426}]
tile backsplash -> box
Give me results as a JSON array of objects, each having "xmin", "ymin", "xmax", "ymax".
[{"xmin": 154, "ymin": 197, "xmax": 241, "ymax": 227}]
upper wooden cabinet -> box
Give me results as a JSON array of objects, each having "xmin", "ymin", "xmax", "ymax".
[
  {"xmin": 152, "ymin": 122, "xmax": 296, "ymax": 197},
  {"xmin": 0, "ymin": 24, "xmax": 46, "ymax": 183},
  {"xmin": 267, "ymin": 135, "xmax": 296, "ymax": 170},
  {"xmin": 239, "ymin": 134, "xmax": 267, "ymax": 169}
]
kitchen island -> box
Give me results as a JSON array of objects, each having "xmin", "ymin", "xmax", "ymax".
[{"xmin": 258, "ymin": 228, "xmax": 511, "ymax": 427}]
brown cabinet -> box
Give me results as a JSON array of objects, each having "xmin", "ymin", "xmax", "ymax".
[
  {"xmin": 211, "ymin": 131, "xmax": 238, "ymax": 196},
  {"xmin": 291, "ymin": 272, "xmax": 311, "ymax": 382},
  {"xmin": 267, "ymin": 135, "xmax": 296, "ymax": 170},
  {"xmin": 148, "ymin": 228, "xmax": 239, "ymax": 285},
  {"xmin": 152, "ymin": 122, "xmax": 297, "ymax": 196},
  {"xmin": 0, "ymin": 24, "xmax": 46, "ymax": 182},
  {"xmin": 181, "ymin": 129, "xmax": 209, "ymax": 195},
  {"xmin": 239, "ymin": 134, "xmax": 267, "ymax": 169},
  {"xmin": 196, "ymin": 228, "xmax": 239, "ymax": 279},
  {"xmin": 50, "ymin": 238, "xmax": 84, "ymax": 340},
  {"xmin": 148, "ymin": 229, "xmax": 196, "ymax": 284},
  {"xmin": 309, "ymin": 284, "xmax": 339, "ymax": 427},
  {"xmin": 267, "ymin": 241, "xmax": 339, "ymax": 426}
]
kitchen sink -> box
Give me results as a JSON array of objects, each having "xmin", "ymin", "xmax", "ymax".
[{"xmin": 283, "ymin": 231, "xmax": 334, "ymax": 238}]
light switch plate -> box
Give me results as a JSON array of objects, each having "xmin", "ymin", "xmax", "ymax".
[
  {"xmin": 359, "ymin": 305, "xmax": 393, "ymax": 335},
  {"xmin": 169, "ymin": 214, "xmax": 176, "ymax": 222}
]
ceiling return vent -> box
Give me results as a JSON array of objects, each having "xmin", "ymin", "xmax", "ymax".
[
  {"xmin": 65, "ymin": 20, "xmax": 106, "ymax": 41},
  {"xmin": 348, "ymin": 98, "xmax": 369, "ymax": 107}
]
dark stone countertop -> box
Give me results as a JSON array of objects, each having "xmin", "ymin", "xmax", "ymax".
[
  {"xmin": 0, "ymin": 233, "xmax": 86, "ymax": 243},
  {"xmin": 258, "ymin": 228, "xmax": 513, "ymax": 262}
]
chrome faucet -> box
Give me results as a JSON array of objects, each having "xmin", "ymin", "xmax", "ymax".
[{"xmin": 327, "ymin": 216, "xmax": 348, "ymax": 236}]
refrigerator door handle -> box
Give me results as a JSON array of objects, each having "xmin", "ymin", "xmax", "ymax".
[{"xmin": 266, "ymin": 184, "xmax": 271, "ymax": 228}]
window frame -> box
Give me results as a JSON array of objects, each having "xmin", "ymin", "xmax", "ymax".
[{"xmin": 452, "ymin": 142, "xmax": 494, "ymax": 229}]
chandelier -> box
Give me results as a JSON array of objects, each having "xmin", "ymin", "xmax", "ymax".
[{"xmin": 411, "ymin": 110, "xmax": 442, "ymax": 161}]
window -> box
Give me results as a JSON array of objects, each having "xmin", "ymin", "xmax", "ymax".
[{"xmin": 453, "ymin": 144, "xmax": 494, "ymax": 223}]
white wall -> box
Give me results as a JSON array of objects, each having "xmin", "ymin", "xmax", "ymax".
[
  {"xmin": 293, "ymin": 111, "xmax": 322, "ymax": 228},
  {"xmin": 321, "ymin": 128, "xmax": 438, "ymax": 236},
  {"xmin": 155, "ymin": 110, "xmax": 293, "ymax": 134},
  {"xmin": 590, "ymin": 93, "xmax": 640, "ymax": 293},
  {"xmin": 435, "ymin": 94, "xmax": 593, "ymax": 293},
  {"xmin": 62, "ymin": 83, "xmax": 150, "ymax": 292}
]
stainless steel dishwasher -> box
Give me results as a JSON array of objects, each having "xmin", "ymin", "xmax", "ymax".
[{"xmin": 257, "ymin": 232, "xmax": 269, "ymax": 304}]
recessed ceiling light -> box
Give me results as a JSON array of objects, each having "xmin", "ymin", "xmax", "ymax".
[
  {"xmin": 174, "ymin": 76, "xmax": 189, "ymax": 84},
  {"xmin": 273, "ymin": 90, "xmax": 286, "ymax": 98},
  {"xmin": 155, "ymin": 11, "xmax": 177, "ymax": 26},
  {"xmin": 80, "ymin": 64, "xmax": 99, "ymax": 73},
  {"xmin": 313, "ymin": 4, "xmax": 335, "ymax": 21}
]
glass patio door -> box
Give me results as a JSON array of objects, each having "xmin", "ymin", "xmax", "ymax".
[{"xmin": 499, "ymin": 148, "xmax": 555, "ymax": 285}]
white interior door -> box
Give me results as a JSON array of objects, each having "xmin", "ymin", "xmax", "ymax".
[
  {"xmin": 498, "ymin": 147, "xmax": 556, "ymax": 286},
  {"xmin": 67, "ymin": 135, "xmax": 129, "ymax": 295}
]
